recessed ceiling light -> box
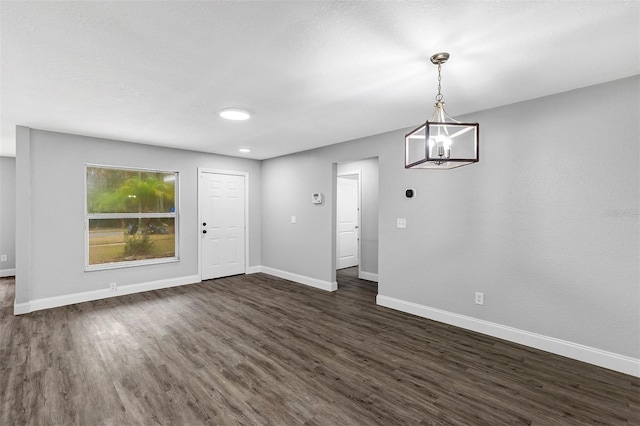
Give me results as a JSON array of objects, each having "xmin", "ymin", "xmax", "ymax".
[
  {"xmin": 238, "ymin": 148, "xmax": 251, "ymax": 153},
  {"xmin": 219, "ymin": 109, "xmax": 251, "ymax": 121}
]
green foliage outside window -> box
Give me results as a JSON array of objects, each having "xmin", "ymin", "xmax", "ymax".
[
  {"xmin": 87, "ymin": 168, "xmax": 175, "ymax": 214},
  {"xmin": 86, "ymin": 166, "xmax": 178, "ymax": 268},
  {"xmin": 123, "ymin": 231, "xmax": 154, "ymax": 257}
]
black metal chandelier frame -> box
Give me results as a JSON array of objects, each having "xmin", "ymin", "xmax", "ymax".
[{"xmin": 405, "ymin": 52, "xmax": 479, "ymax": 170}]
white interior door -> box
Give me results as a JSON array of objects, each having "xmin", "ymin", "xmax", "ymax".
[
  {"xmin": 200, "ymin": 172, "xmax": 245, "ymax": 280},
  {"xmin": 337, "ymin": 175, "xmax": 359, "ymax": 269}
]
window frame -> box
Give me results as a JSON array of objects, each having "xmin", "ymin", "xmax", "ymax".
[{"xmin": 84, "ymin": 164, "xmax": 180, "ymax": 271}]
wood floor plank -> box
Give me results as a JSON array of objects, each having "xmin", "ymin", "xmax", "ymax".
[{"xmin": 0, "ymin": 273, "xmax": 638, "ymax": 425}]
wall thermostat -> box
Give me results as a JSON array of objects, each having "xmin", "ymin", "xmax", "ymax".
[
  {"xmin": 311, "ymin": 193, "xmax": 324, "ymax": 204},
  {"xmin": 405, "ymin": 188, "xmax": 416, "ymax": 198}
]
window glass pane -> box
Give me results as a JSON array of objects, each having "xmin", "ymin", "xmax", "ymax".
[
  {"xmin": 88, "ymin": 218, "xmax": 176, "ymax": 265},
  {"xmin": 87, "ymin": 167, "xmax": 176, "ymax": 214}
]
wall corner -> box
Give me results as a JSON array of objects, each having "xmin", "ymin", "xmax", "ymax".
[{"xmin": 15, "ymin": 126, "xmax": 31, "ymax": 305}]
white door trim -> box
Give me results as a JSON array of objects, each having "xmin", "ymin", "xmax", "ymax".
[
  {"xmin": 197, "ymin": 168, "xmax": 249, "ymax": 281},
  {"xmin": 337, "ymin": 170, "xmax": 362, "ymax": 277}
]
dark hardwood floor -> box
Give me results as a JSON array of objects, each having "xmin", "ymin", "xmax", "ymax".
[{"xmin": 1, "ymin": 270, "xmax": 638, "ymax": 425}]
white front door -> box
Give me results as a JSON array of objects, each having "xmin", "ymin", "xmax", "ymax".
[
  {"xmin": 337, "ymin": 175, "xmax": 359, "ymax": 269},
  {"xmin": 200, "ymin": 172, "xmax": 245, "ymax": 280}
]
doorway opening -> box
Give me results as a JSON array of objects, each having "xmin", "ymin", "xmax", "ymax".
[
  {"xmin": 334, "ymin": 158, "xmax": 379, "ymax": 289},
  {"xmin": 337, "ymin": 172, "xmax": 360, "ymax": 271}
]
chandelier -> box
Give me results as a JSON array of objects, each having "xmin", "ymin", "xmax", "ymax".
[{"xmin": 405, "ymin": 52, "xmax": 479, "ymax": 169}]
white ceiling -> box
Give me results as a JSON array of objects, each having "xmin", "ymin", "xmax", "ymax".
[{"xmin": 1, "ymin": 1, "xmax": 638, "ymax": 159}]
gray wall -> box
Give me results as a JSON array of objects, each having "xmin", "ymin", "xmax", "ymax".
[
  {"xmin": 15, "ymin": 128, "xmax": 261, "ymax": 303},
  {"xmin": 338, "ymin": 158, "xmax": 378, "ymax": 276},
  {"xmin": 0, "ymin": 156, "xmax": 16, "ymax": 274},
  {"xmin": 260, "ymin": 154, "xmax": 335, "ymax": 280},
  {"xmin": 261, "ymin": 139, "xmax": 392, "ymax": 285},
  {"xmin": 260, "ymin": 76, "xmax": 639, "ymax": 359}
]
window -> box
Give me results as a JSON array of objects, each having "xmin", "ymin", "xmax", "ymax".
[{"xmin": 85, "ymin": 165, "xmax": 178, "ymax": 270}]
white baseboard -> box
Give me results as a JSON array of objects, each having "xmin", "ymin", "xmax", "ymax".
[
  {"xmin": 358, "ymin": 271, "xmax": 378, "ymax": 282},
  {"xmin": 259, "ymin": 266, "xmax": 337, "ymax": 292},
  {"xmin": 377, "ymin": 295, "xmax": 640, "ymax": 378},
  {"xmin": 0, "ymin": 268, "xmax": 16, "ymax": 278},
  {"xmin": 245, "ymin": 265, "xmax": 262, "ymax": 274},
  {"xmin": 14, "ymin": 275, "xmax": 200, "ymax": 315},
  {"xmin": 13, "ymin": 301, "xmax": 31, "ymax": 315}
]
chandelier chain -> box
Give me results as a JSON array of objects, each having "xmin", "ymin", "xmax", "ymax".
[{"xmin": 435, "ymin": 63, "xmax": 443, "ymax": 102}]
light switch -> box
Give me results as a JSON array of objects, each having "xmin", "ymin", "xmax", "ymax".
[
  {"xmin": 291, "ymin": 216, "xmax": 297, "ymax": 224},
  {"xmin": 397, "ymin": 218, "xmax": 406, "ymax": 228}
]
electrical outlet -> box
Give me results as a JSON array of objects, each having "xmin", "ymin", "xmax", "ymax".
[
  {"xmin": 109, "ymin": 282, "xmax": 117, "ymax": 292},
  {"xmin": 0, "ymin": 254, "xmax": 7, "ymax": 262},
  {"xmin": 397, "ymin": 218, "xmax": 407, "ymax": 228},
  {"xmin": 291, "ymin": 216, "xmax": 297, "ymax": 224},
  {"xmin": 475, "ymin": 292, "xmax": 484, "ymax": 305}
]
